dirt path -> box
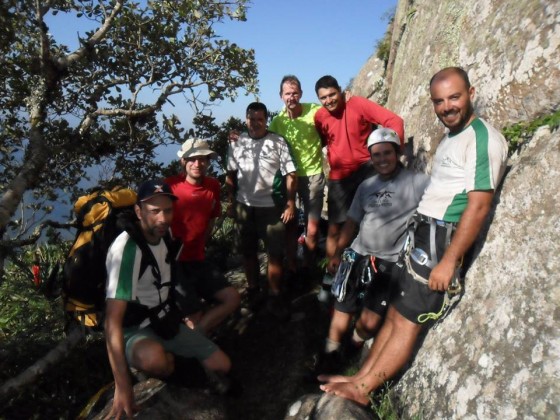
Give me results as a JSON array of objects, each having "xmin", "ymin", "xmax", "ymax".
[{"xmin": 219, "ymin": 290, "xmax": 331, "ymax": 419}]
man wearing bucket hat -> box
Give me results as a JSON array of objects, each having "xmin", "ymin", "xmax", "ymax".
[
  {"xmin": 319, "ymin": 67, "xmax": 508, "ymax": 405},
  {"xmin": 166, "ymin": 139, "xmax": 240, "ymax": 335},
  {"xmin": 309, "ymin": 128, "xmax": 429, "ymax": 377}
]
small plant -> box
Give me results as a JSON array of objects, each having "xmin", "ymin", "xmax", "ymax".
[
  {"xmin": 317, "ymin": 257, "xmax": 329, "ymax": 272},
  {"xmin": 370, "ymin": 383, "xmax": 405, "ymax": 420},
  {"xmin": 502, "ymin": 110, "xmax": 560, "ymax": 155}
]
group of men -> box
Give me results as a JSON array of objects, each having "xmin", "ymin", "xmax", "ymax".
[{"xmin": 104, "ymin": 66, "xmax": 508, "ymax": 416}]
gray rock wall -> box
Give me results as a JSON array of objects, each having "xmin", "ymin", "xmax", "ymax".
[
  {"xmin": 353, "ymin": 0, "xmax": 560, "ymax": 158},
  {"xmin": 349, "ymin": 0, "xmax": 560, "ymax": 417},
  {"xmin": 396, "ymin": 126, "xmax": 560, "ymax": 419}
]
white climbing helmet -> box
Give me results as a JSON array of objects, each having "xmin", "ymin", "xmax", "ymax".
[{"xmin": 366, "ymin": 127, "xmax": 400, "ymax": 150}]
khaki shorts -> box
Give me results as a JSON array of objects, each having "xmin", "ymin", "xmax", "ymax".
[
  {"xmin": 297, "ymin": 172, "xmax": 326, "ymax": 222},
  {"xmin": 234, "ymin": 202, "xmax": 286, "ymax": 258}
]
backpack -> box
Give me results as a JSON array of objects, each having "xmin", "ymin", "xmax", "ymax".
[{"xmin": 62, "ymin": 187, "xmax": 138, "ymax": 329}]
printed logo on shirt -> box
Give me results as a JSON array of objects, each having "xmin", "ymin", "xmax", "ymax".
[
  {"xmin": 372, "ymin": 190, "xmax": 394, "ymax": 207},
  {"xmin": 441, "ymin": 156, "xmax": 460, "ymax": 168}
]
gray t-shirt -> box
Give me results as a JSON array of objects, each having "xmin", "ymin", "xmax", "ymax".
[{"xmin": 348, "ymin": 168, "xmax": 430, "ymax": 262}]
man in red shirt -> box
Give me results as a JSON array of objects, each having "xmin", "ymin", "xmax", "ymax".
[
  {"xmin": 166, "ymin": 139, "xmax": 240, "ymax": 335},
  {"xmin": 314, "ymin": 75, "xmax": 405, "ymax": 270}
]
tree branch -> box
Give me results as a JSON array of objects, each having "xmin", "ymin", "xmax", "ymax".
[
  {"xmin": 55, "ymin": 0, "xmax": 125, "ymax": 70},
  {"xmin": 0, "ymin": 220, "xmax": 75, "ymax": 249},
  {"xmin": 0, "ymin": 325, "xmax": 85, "ymax": 402}
]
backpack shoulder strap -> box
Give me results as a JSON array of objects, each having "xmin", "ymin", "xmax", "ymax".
[{"xmin": 120, "ymin": 219, "xmax": 172, "ymax": 291}]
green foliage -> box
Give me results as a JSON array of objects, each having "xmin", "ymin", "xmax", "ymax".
[
  {"xmin": 0, "ymin": 243, "xmax": 68, "ymax": 336},
  {"xmin": 0, "ymin": 0, "xmax": 258, "ymax": 254},
  {"xmin": 376, "ymin": 34, "xmax": 392, "ymax": 63},
  {"xmin": 370, "ymin": 385, "xmax": 400, "ymax": 420},
  {"xmin": 375, "ymin": 9, "xmax": 395, "ymax": 64},
  {"xmin": 502, "ymin": 110, "xmax": 560, "ymax": 155}
]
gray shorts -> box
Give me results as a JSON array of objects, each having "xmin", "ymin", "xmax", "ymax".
[
  {"xmin": 328, "ymin": 162, "xmax": 376, "ymax": 224},
  {"xmin": 124, "ymin": 324, "xmax": 218, "ymax": 363},
  {"xmin": 234, "ymin": 202, "xmax": 286, "ymax": 258},
  {"xmin": 297, "ymin": 172, "xmax": 326, "ymax": 222}
]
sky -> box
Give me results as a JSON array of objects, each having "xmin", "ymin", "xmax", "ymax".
[
  {"xmin": 46, "ymin": 0, "xmax": 397, "ymax": 164},
  {"xmin": 35, "ymin": 0, "xmax": 397, "ymax": 228},
  {"xmin": 160, "ymin": 0, "xmax": 398, "ymax": 162},
  {"xmin": 209, "ymin": 0, "xmax": 397, "ymax": 122},
  {"xmin": 47, "ymin": 0, "xmax": 397, "ymax": 124}
]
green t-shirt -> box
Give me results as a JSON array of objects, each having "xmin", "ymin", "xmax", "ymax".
[{"xmin": 269, "ymin": 103, "xmax": 323, "ymax": 177}]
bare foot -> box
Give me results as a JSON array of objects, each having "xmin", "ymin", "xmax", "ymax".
[
  {"xmin": 320, "ymin": 380, "xmax": 371, "ymax": 406},
  {"xmin": 316, "ymin": 373, "xmax": 351, "ymax": 383}
]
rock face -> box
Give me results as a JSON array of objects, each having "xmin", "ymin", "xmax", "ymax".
[
  {"xmin": 348, "ymin": 0, "xmax": 560, "ymax": 418},
  {"xmin": 395, "ymin": 126, "xmax": 560, "ymax": 418},
  {"xmin": 352, "ymin": 0, "xmax": 560, "ymax": 158}
]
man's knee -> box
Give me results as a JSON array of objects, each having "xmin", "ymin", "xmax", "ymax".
[
  {"xmin": 131, "ymin": 339, "xmax": 174, "ymax": 377},
  {"xmin": 214, "ymin": 286, "xmax": 241, "ymax": 311},
  {"xmin": 387, "ymin": 305, "xmax": 423, "ymax": 337},
  {"xmin": 357, "ymin": 308, "xmax": 383, "ymax": 337},
  {"xmin": 306, "ymin": 219, "xmax": 320, "ymax": 247},
  {"xmin": 327, "ymin": 222, "xmax": 341, "ymax": 237},
  {"xmin": 202, "ymin": 349, "xmax": 231, "ymax": 374}
]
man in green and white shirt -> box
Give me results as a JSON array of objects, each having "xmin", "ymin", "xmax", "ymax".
[{"xmin": 105, "ymin": 180, "xmax": 231, "ymax": 418}]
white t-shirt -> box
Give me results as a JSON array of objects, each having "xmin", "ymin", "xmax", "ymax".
[
  {"xmin": 227, "ymin": 131, "xmax": 296, "ymax": 207},
  {"xmin": 417, "ymin": 118, "xmax": 508, "ymax": 222},
  {"xmin": 106, "ymin": 231, "xmax": 170, "ymax": 311}
]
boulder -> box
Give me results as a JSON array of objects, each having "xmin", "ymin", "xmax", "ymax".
[
  {"xmin": 91, "ymin": 379, "xmax": 227, "ymax": 420},
  {"xmin": 284, "ymin": 393, "xmax": 373, "ymax": 420}
]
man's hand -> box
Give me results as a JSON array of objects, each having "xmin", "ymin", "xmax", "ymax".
[
  {"xmin": 428, "ymin": 258, "xmax": 456, "ymax": 292},
  {"xmin": 228, "ymin": 130, "xmax": 240, "ymax": 142},
  {"xmin": 327, "ymin": 255, "xmax": 341, "ymax": 275},
  {"xmin": 183, "ymin": 311, "xmax": 203, "ymax": 331},
  {"xmin": 105, "ymin": 385, "xmax": 138, "ymax": 420},
  {"xmin": 280, "ymin": 201, "xmax": 295, "ymax": 224},
  {"xmin": 428, "ymin": 190, "xmax": 495, "ymax": 292}
]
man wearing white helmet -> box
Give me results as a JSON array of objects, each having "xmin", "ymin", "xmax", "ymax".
[
  {"xmin": 166, "ymin": 138, "xmax": 240, "ymax": 335},
  {"xmin": 312, "ymin": 127, "xmax": 430, "ymax": 376}
]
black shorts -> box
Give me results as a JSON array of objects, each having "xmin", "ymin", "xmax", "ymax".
[
  {"xmin": 175, "ymin": 260, "xmax": 230, "ymax": 315},
  {"xmin": 334, "ymin": 255, "xmax": 395, "ymax": 317},
  {"xmin": 327, "ymin": 162, "xmax": 376, "ymax": 224},
  {"xmin": 392, "ymin": 221, "xmax": 450, "ymax": 324}
]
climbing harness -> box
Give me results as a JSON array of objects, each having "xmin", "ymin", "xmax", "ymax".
[{"xmin": 401, "ymin": 213, "xmax": 463, "ymax": 323}]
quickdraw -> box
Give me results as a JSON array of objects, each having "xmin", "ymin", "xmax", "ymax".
[{"xmin": 331, "ymin": 248, "xmax": 358, "ymax": 302}]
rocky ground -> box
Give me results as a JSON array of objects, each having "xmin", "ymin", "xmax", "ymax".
[
  {"xmin": 216, "ymin": 259, "xmax": 336, "ymax": 419},
  {"xmin": 1, "ymin": 252, "xmax": 375, "ymax": 419}
]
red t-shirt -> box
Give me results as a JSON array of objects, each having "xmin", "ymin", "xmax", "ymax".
[
  {"xmin": 165, "ymin": 175, "xmax": 221, "ymax": 262},
  {"xmin": 314, "ymin": 96, "xmax": 404, "ymax": 180}
]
